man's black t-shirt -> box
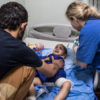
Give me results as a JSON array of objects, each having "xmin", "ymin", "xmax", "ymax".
[{"xmin": 0, "ymin": 30, "xmax": 42, "ymax": 79}]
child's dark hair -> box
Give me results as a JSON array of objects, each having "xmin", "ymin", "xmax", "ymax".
[
  {"xmin": 59, "ymin": 44, "xmax": 67, "ymax": 58},
  {"xmin": 63, "ymin": 45, "xmax": 67, "ymax": 58}
]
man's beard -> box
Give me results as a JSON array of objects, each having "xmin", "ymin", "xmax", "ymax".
[{"xmin": 17, "ymin": 27, "xmax": 25, "ymax": 40}]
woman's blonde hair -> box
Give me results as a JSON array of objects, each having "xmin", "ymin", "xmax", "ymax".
[{"xmin": 66, "ymin": 1, "xmax": 100, "ymax": 21}]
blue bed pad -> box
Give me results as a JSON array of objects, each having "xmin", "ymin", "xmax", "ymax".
[{"xmin": 35, "ymin": 48, "xmax": 97, "ymax": 100}]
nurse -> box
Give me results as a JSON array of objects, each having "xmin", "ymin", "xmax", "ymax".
[{"xmin": 66, "ymin": 1, "xmax": 100, "ymax": 88}]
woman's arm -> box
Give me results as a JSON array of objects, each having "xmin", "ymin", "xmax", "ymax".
[
  {"xmin": 76, "ymin": 60, "xmax": 87, "ymax": 68},
  {"xmin": 73, "ymin": 45, "xmax": 87, "ymax": 68}
]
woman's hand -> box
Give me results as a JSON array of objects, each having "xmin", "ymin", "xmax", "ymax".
[
  {"xmin": 73, "ymin": 40, "xmax": 79, "ymax": 54},
  {"xmin": 73, "ymin": 45, "xmax": 78, "ymax": 54}
]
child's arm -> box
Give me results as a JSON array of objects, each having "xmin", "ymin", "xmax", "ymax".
[{"xmin": 54, "ymin": 78, "xmax": 72, "ymax": 100}]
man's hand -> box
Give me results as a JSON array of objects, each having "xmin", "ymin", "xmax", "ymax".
[
  {"xmin": 51, "ymin": 56, "xmax": 64, "ymax": 69},
  {"xmin": 37, "ymin": 60, "xmax": 59, "ymax": 77},
  {"xmin": 43, "ymin": 57, "xmax": 50, "ymax": 62},
  {"xmin": 37, "ymin": 56, "xmax": 64, "ymax": 77}
]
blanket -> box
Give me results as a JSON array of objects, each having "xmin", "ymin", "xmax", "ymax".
[{"xmin": 35, "ymin": 48, "xmax": 97, "ymax": 100}]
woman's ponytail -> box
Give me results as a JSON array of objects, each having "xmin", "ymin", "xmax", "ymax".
[
  {"xmin": 66, "ymin": 1, "xmax": 100, "ymax": 21},
  {"xmin": 83, "ymin": 5, "xmax": 100, "ymax": 20}
]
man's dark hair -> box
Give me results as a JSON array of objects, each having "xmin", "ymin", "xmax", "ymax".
[{"xmin": 0, "ymin": 2, "xmax": 28, "ymax": 30}]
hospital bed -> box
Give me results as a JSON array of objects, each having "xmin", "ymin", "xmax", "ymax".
[
  {"xmin": 23, "ymin": 24, "xmax": 99, "ymax": 100},
  {"xmin": 25, "ymin": 24, "xmax": 79, "ymax": 42}
]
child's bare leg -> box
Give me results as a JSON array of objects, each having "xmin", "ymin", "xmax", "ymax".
[
  {"xmin": 29, "ymin": 77, "xmax": 42, "ymax": 96},
  {"xmin": 33, "ymin": 77, "xmax": 42, "ymax": 85},
  {"xmin": 54, "ymin": 78, "xmax": 71, "ymax": 100}
]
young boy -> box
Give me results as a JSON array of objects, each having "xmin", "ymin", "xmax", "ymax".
[{"xmin": 28, "ymin": 44, "xmax": 73, "ymax": 100}]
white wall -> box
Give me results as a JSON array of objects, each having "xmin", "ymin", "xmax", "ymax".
[
  {"xmin": 15, "ymin": 0, "xmax": 25, "ymax": 5},
  {"xmin": 0, "ymin": 0, "xmax": 79, "ymax": 27},
  {"xmin": 80, "ymin": 0, "xmax": 89, "ymax": 4},
  {"xmin": 0, "ymin": 0, "xmax": 25, "ymax": 7},
  {"xmin": 25, "ymin": 0, "xmax": 75, "ymax": 27},
  {"xmin": 0, "ymin": 0, "xmax": 15, "ymax": 6}
]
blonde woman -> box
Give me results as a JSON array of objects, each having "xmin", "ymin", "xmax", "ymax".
[{"xmin": 66, "ymin": 1, "xmax": 100, "ymax": 88}]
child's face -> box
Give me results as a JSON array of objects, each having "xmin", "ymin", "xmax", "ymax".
[{"xmin": 53, "ymin": 44, "xmax": 66, "ymax": 57}]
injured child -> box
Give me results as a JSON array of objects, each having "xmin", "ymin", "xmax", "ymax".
[{"xmin": 27, "ymin": 44, "xmax": 73, "ymax": 100}]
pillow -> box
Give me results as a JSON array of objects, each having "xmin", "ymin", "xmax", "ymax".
[{"xmin": 64, "ymin": 47, "xmax": 76, "ymax": 69}]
